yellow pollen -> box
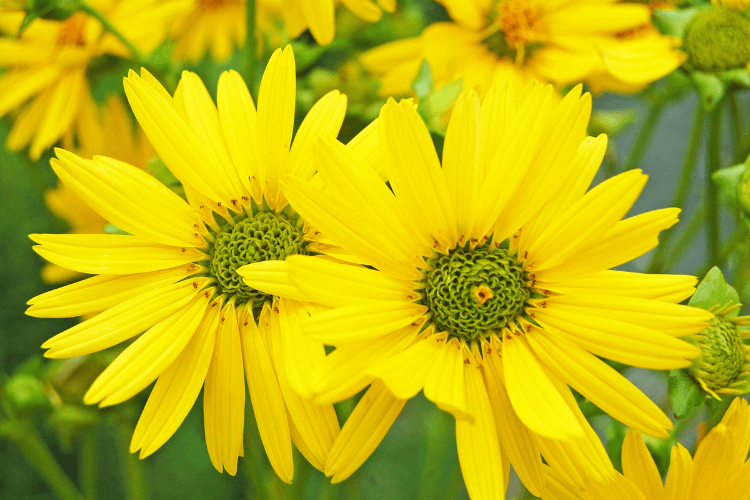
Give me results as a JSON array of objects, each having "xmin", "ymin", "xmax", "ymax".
[
  {"xmin": 499, "ymin": 0, "xmax": 543, "ymax": 49},
  {"xmin": 473, "ymin": 285, "xmax": 494, "ymax": 306},
  {"xmin": 56, "ymin": 13, "xmax": 87, "ymax": 47}
]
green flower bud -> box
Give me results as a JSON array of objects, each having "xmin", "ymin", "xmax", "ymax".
[
  {"xmin": 4, "ymin": 374, "xmax": 54, "ymax": 419},
  {"xmin": 683, "ymin": 7, "xmax": 750, "ymax": 72}
]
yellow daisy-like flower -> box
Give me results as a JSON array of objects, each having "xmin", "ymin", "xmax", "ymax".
[
  {"xmin": 26, "ymin": 46, "xmax": 378, "ymax": 479},
  {"xmin": 171, "ymin": 0, "xmax": 396, "ymax": 60},
  {"xmin": 543, "ymin": 397, "xmax": 750, "ymax": 500},
  {"xmin": 361, "ymin": 0, "xmax": 685, "ymax": 97},
  {"xmin": 0, "ymin": 0, "xmax": 190, "ymax": 159},
  {"xmin": 43, "ymin": 95, "xmax": 154, "ymax": 284},
  {"xmin": 240, "ymin": 83, "xmax": 711, "ymax": 498}
]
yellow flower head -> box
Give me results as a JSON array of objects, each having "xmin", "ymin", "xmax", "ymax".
[
  {"xmin": 713, "ymin": 0, "xmax": 750, "ymax": 11},
  {"xmin": 43, "ymin": 95, "xmax": 154, "ymax": 284},
  {"xmin": 240, "ymin": 82, "xmax": 711, "ymax": 497},
  {"xmin": 171, "ymin": 0, "xmax": 397, "ymax": 60},
  {"xmin": 544, "ymin": 397, "xmax": 750, "ymax": 500},
  {"xmin": 0, "ymin": 0, "xmax": 191, "ymax": 159},
  {"xmin": 361, "ymin": 0, "xmax": 685, "ymax": 97},
  {"xmin": 26, "ymin": 45, "xmax": 380, "ymax": 479}
]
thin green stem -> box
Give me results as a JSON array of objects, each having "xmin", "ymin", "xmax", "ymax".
[
  {"xmin": 115, "ymin": 424, "xmax": 146, "ymax": 500},
  {"xmin": 697, "ymin": 224, "xmax": 747, "ymax": 278},
  {"xmin": 241, "ymin": 419, "xmax": 273, "ymax": 500},
  {"xmin": 0, "ymin": 392, "xmax": 83, "ymax": 500},
  {"xmin": 623, "ymin": 103, "xmax": 664, "ymax": 172},
  {"xmin": 646, "ymin": 104, "xmax": 704, "ymax": 273},
  {"xmin": 729, "ymin": 93, "xmax": 744, "ymax": 163},
  {"xmin": 660, "ymin": 204, "xmax": 707, "ymax": 271},
  {"xmin": 80, "ymin": 431, "xmax": 97, "ymax": 500},
  {"xmin": 244, "ymin": 0, "xmax": 258, "ymax": 100},
  {"xmin": 79, "ymin": 1, "xmax": 144, "ymax": 63},
  {"xmin": 706, "ymin": 104, "xmax": 724, "ymax": 268}
]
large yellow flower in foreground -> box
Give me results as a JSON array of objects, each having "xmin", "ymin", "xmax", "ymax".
[
  {"xmin": 26, "ymin": 46, "xmax": 376, "ymax": 479},
  {"xmin": 362, "ymin": 0, "xmax": 685, "ymax": 97},
  {"xmin": 0, "ymin": 0, "xmax": 190, "ymax": 159},
  {"xmin": 43, "ymin": 95, "xmax": 154, "ymax": 284},
  {"xmin": 241, "ymin": 83, "xmax": 711, "ymax": 498},
  {"xmin": 544, "ymin": 397, "xmax": 750, "ymax": 500},
  {"xmin": 172, "ymin": 0, "xmax": 396, "ymax": 60}
]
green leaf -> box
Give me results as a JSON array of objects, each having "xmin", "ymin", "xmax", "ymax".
[
  {"xmin": 668, "ymin": 369, "xmax": 706, "ymax": 419},
  {"xmin": 588, "ymin": 109, "xmax": 636, "ymax": 136},
  {"xmin": 720, "ymin": 68, "xmax": 750, "ymax": 88},
  {"xmin": 689, "ymin": 266, "xmax": 741, "ymax": 315},
  {"xmin": 712, "ymin": 163, "xmax": 745, "ymax": 204},
  {"xmin": 417, "ymin": 79, "xmax": 462, "ymax": 133},
  {"xmin": 652, "ymin": 7, "xmax": 702, "ymax": 38},
  {"xmin": 412, "ymin": 61, "xmax": 434, "ymax": 100},
  {"xmin": 690, "ymin": 71, "xmax": 726, "ymax": 111}
]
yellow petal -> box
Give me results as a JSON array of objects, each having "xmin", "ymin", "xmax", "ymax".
[
  {"xmin": 622, "ymin": 430, "xmax": 664, "ymax": 500},
  {"xmin": 30, "ymin": 234, "xmax": 204, "ymax": 275},
  {"xmin": 279, "ymin": 298, "xmax": 328, "ymax": 399},
  {"xmin": 326, "ymin": 381, "xmax": 405, "ymax": 482},
  {"xmin": 204, "ymin": 301, "xmax": 246, "ymax": 475},
  {"xmin": 30, "ymin": 71, "xmax": 84, "ymax": 159},
  {"xmin": 424, "ymin": 338, "xmax": 470, "ymax": 421},
  {"xmin": 51, "ymin": 149, "xmax": 204, "ymax": 247},
  {"xmin": 664, "ymin": 444, "xmax": 693, "ymax": 500},
  {"xmin": 346, "ymin": 116, "xmax": 386, "ymax": 181},
  {"xmin": 131, "ymin": 298, "xmax": 220, "ymax": 457},
  {"xmin": 298, "ymin": 0, "xmax": 335, "ymax": 45},
  {"xmin": 0, "ymin": 66, "xmax": 61, "ymax": 117},
  {"xmin": 239, "ymin": 307, "xmax": 293, "ymax": 483},
  {"xmin": 456, "ymin": 350, "xmax": 505, "ymax": 500},
  {"xmin": 27, "ymin": 265, "xmax": 197, "ymax": 318},
  {"xmin": 502, "ymin": 332, "xmax": 583, "ymax": 439},
  {"xmin": 84, "ymin": 292, "xmax": 209, "ymax": 406},
  {"xmin": 340, "ymin": 0, "xmax": 382, "ymax": 22},
  {"xmin": 238, "ymin": 260, "xmax": 309, "ymax": 302},
  {"xmin": 43, "ymin": 279, "xmax": 206, "ymax": 358},
  {"xmin": 256, "ymin": 46, "xmax": 295, "ymax": 209},
  {"xmin": 541, "ymin": 271, "xmax": 697, "ymax": 304}
]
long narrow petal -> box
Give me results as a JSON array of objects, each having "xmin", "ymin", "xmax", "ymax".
[
  {"xmin": 43, "ymin": 279, "xmax": 206, "ymax": 357},
  {"xmin": 502, "ymin": 332, "xmax": 583, "ymax": 439},
  {"xmin": 542, "ymin": 271, "xmax": 697, "ymax": 303},
  {"xmin": 298, "ymin": 0, "xmax": 335, "ymax": 44},
  {"xmin": 27, "ymin": 265, "xmax": 197, "ymax": 318},
  {"xmin": 84, "ymin": 292, "xmax": 209, "ymax": 406},
  {"xmin": 31, "ymin": 234, "xmax": 204, "ymax": 275},
  {"xmin": 325, "ymin": 381, "xmax": 405, "ymax": 482},
  {"xmin": 664, "ymin": 444, "xmax": 693, "ymax": 500},
  {"xmin": 622, "ymin": 430, "xmax": 664, "ymax": 500},
  {"xmin": 239, "ymin": 307, "xmax": 293, "ymax": 483},
  {"xmin": 424, "ymin": 338, "xmax": 470, "ymax": 421},
  {"xmin": 238, "ymin": 260, "xmax": 309, "ymax": 302},
  {"xmin": 131, "ymin": 299, "xmax": 220, "ymax": 457},
  {"xmin": 456, "ymin": 349, "xmax": 505, "ymax": 500},
  {"xmin": 204, "ymin": 301, "xmax": 246, "ymax": 475},
  {"xmin": 346, "ymin": 117, "xmax": 386, "ymax": 180},
  {"xmin": 279, "ymin": 299, "xmax": 328, "ymax": 399}
]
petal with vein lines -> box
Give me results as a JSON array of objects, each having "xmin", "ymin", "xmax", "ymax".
[
  {"xmin": 238, "ymin": 260, "xmax": 309, "ymax": 302},
  {"xmin": 541, "ymin": 271, "xmax": 697, "ymax": 303},
  {"xmin": 664, "ymin": 444, "xmax": 692, "ymax": 500},
  {"xmin": 424, "ymin": 338, "xmax": 470, "ymax": 421},
  {"xmin": 622, "ymin": 430, "xmax": 664, "ymax": 500}
]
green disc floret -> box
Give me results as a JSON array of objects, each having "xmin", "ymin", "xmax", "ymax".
[
  {"xmin": 689, "ymin": 315, "xmax": 745, "ymax": 390},
  {"xmin": 209, "ymin": 211, "xmax": 308, "ymax": 305},
  {"xmin": 683, "ymin": 6, "xmax": 750, "ymax": 72},
  {"xmin": 422, "ymin": 243, "xmax": 530, "ymax": 341}
]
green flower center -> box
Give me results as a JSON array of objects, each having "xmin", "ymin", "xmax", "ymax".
[
  {"xmin": 209, "ymin": 211, "xmax": 308, "ymax": 306},
  {"xmin": 421, "ymin": 243, "xmax": 530, "ymax": 341},
  {"xmin": 689, "ymin": 315, "xmax": 745, "ymax": 390},
  {"xmin": 683, "ymin": 6, "xmax": 750, "ymax": 72}
]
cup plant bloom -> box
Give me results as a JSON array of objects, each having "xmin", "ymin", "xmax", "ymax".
[
  {"xmin": 361, "ymin": 0, "xmax": 685, "ymax": 97},
  {"xmin": 25, "ymin": 46, "xmax": 386, "ymax": 480},
  {"xmin": 239, "ymin": 82, "xmax": 712, "ymax": 498}
]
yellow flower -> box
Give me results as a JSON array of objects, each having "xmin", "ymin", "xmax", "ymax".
[
  {"xmin": 361, "ymin": 0, "xmax": 685, "ymax": 97},
  {"xmin": 0, "ymin": 0, "xmax": 191, "ymax": 159},
  {"xmin": 713, "ymin": 0, "xmax": 750, "ymax": 11},
  {"xmin": 240, "ymin": 83, "xmax": 711, "ymax": 498},
  {"xmin": 26, "ymin": 46, "xmax": 378, "ymax": 479},
  {"xmin": 171, "ymin": 0, "xmax": 396, "ymax": 60},
  {"xmin": 42, "ymin": 95, "xmax": 154, "ymax": 284},
  {"xmin": 543, "ymin": 397, "xmax": 750, "ymax": 500}
]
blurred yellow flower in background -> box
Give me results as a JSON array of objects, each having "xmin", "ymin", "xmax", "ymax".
[
  {"xmin": 42, "ymin": 95, "xmax": 154, "ymax": 284},
  {"xmin": 543, "ymin": 397, "xmax": 750, "ymax": 500},
  {"xmin": 0, "ymin": 0, "xmax": 190, "ymax": 159},
  {"xmin": 362, "ymin": 0, "xmax": 685, "ymax": 97}
]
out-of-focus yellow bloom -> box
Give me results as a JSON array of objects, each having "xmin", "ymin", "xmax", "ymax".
[
  {"xmin": 0, "ymin": 0, "xmax": 191, "ymax": 159},
  {"xmin": 362, "ymin": 0, "xmax": 685, "ymax": 98},
  {"xmin": 171, "ymin": 0, "xmax": 396, "ymax": 60},
  {"xmin": 543, "ymin": 397, "xmax": 750, "ymax": 500},
  {"xmin": 43, "ymin": 95, "xmax": 154, "ymax": 284},
  {"xmin": 713, "ymin": 0, "xmax": 750, "ymax": 11}
]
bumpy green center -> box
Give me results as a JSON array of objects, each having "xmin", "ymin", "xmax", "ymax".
[
  {"xmin": 689, "ymin": 316, "xmax": 745, "ymax": 390},
  {"xmin": 683, "ymin": 7, "xmax": 750, "ymax": 71},
  {"xmin": 209, "ymin": 212, "xmax": 307, "ymax": 304},
  {"xmin": 422, "ymin": 243, "xmax": 530, "ymax": 341}
]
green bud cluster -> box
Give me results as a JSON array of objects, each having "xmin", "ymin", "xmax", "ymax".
[
  {"xmin": 689, "ymin": 315, "xmax": 745, "ymax": 390},
  {"xmin": 683, "ymin": 7, "xmax": 750, "ymax": 72},
  {"xmin": 422, "ymin": 243, "xmax": 530, "ymax": 341},
  {"xmin": 209, "ymin": 211, "xmax": 308, "ymax": 305}
]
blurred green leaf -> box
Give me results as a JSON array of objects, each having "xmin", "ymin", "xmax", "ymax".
[
  {"xmin": 690, "ymin": 71, "xmax": 726, "ymax": 111},
  {"xmin": 668, "ymin": 369, "xmax": 705, "ymax": 419},
  {"xmin": 412, "ymin": 61, "xmax": 433, "ymax": 100},
  {"xmin": 652, "ymin": 7, "xmax": 701, "ymax": 38},
  {"xmin": 689, "ymin": 266, "xmax": 740, "ymax": 314},
  {"xmin": 712, "ymin": 163, "xmax": 745, "ymax": 203},
  {"xmin": 588, "ymin": 109, "xmax": 636, "ymax": 136}
]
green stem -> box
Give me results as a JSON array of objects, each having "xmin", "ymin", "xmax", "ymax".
[
  {"xmin": 80, "ymin": 431, "xmax": 97, "ymax": 500},
  {"xmin": 658, "ymin": 204, "xmax": 706, "ymax": 271},
  {"xmin": 729, "ymin": 93, "xmax": 744, "ymax": 163},
  {"xmin": 696, "ymin": 224, "xmax": 747, "ymax": 278},
  {"xmin": 115, "ymin": 424, "xmax": 146, "ymax": 500},
  {"xmin": 244, "ymin": 0, "xmax": 258, "ymax": 99},
  {"xmin": 646, "ymin": 104, "xmax": 704, "ymax": 273},
  {"xmin": 623, "ymin": 103, "xmax": 664, "ymax": 172},
  {"xmin": 241, "ymin": 420, "xmax": 273, "ymax": 500},
  {"xmin": 78, "ymin": 1, "xmax": 144, "ymax": 63},
  {"xmin": 706, "ymin": 103, "xmax": 724, "ymax": 268},
  {"xmin": 418, "ymin": 409, "xmax": 456, "ymax": 500}
]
